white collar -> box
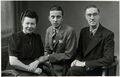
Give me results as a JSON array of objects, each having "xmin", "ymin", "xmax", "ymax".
[{"xmin": 90, "ymin": 24, "xmax": 99, "ymax": 35}]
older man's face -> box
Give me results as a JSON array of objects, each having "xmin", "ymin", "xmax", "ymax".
[{"xmin": 85, "ymin": 7, "xmax": 100, "ymax": 27}]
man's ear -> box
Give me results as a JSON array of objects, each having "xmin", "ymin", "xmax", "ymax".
[
  {"xmin": 61, "ymin": 17, "xmax": 64, "ymax": 22},
  {"xmin": 62, "ymin": 18, "xmax": 64, "ymax": 22}
]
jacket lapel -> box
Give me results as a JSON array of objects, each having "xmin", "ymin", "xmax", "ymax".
[
  {"xmin": 49, "ymin": 27, "xmax": 54, "ymax": 50},
  {"xmin": 84, "ymin": 25, "xmax": 103, "ymax": 57}
]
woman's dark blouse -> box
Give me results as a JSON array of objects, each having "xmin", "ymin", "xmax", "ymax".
[{"xmin": 8, "ymin": 31, "xmax": 44, "ymax": 64}]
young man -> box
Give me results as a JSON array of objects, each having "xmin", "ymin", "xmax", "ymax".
[
  {"xmin": 44, "ymin": 5, "xmax": 77, "ymax": 76},
  {"xmin": 67, "ymin": 5, "xmax": 114, "ymax": 76}
]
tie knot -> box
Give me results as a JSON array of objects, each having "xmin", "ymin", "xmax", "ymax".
[
  {"xmin": 90, "ymin": 32, "xmax": 93, "ymax": 36},
  {"xmin": 53, "ymin": 29, "xmax": 56, "ymax": 33}
]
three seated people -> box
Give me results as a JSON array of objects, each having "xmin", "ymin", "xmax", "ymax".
[{"xmin": 7, "ymin": 5, "xmax": 114, "ymax": 76}]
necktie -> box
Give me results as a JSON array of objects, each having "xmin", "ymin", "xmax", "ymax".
[
  {"xmin": 52, "ymin": 29, "xmax": 57, "ymax": 47},
  {"xmin": 90, "ymin": 32, "xmax": 93, "ymax": 37},
  {"xmin": 52, "ymin": 29, "xmax": 56, "ymax": 38}
]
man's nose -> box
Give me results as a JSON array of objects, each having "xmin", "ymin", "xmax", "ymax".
[
  {"xmin": 54, "ymin": 17, "xmax": 57, "ymax": 21},
  {"xmin": 90, "ymin": 15, "xmax": 95, "ymax": 20}
]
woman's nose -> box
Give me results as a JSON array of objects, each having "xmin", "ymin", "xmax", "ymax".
[{"xmin": 28, "ymin": 24, "xmax": 32, "ymax": 27}]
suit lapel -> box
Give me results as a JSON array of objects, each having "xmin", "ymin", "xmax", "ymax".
[
  {"xmin": 84, "ymin": 25, "xmax": 103, "ymax": 57},
  {"xmin": 49, "ymin": 27, "xmax": 54, "ymax": 50}
]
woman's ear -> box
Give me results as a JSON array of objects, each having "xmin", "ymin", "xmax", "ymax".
[{"xmin": 21, "ymin": 17, "xmax": 24, "ymax": 25}]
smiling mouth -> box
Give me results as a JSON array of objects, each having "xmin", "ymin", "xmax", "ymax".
[{"xmin": 27, "ymin": 28, "xmax": 34, "ymax": 31}]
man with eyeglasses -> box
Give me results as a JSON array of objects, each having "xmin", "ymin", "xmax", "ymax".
[{"xmin": 67, "ymin": 5, "xmax": 114, "ymax": 76}]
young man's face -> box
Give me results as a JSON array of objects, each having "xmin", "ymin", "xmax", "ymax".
[
  {"xmin": 49, "ymin": 10, "xmax": 63, "ymax": 28},
  {"xmin": 85, "ymin": 7, "xmax": 100, "ymax": 28},
  {"xmin": 22, "ymin": 17, "xmax": 36, "ymax": 34}
]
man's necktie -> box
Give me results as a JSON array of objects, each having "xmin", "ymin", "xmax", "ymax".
[
  {"xmin": 52, "ymin": 29, "xmax": 56, "ymax": 38},
  {"xmin": 90, "ymin": 32, "xmax": 93, "ymax": 38},
  {"xmin": 52, "ymin": 29, "xmax": 57, "ymax": 47}
]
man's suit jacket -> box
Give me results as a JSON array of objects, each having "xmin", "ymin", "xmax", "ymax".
[
  {"xmin": 76, "ymin": 24, "xmax": 114, "ymax": 70},
  {"xmin": 45, "ymin": 24, "xmax": 77, "ymax": 75}
]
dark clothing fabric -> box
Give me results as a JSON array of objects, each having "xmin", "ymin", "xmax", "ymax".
[
  {"xmin": 8, "ymin": 31, "xmax": 47, "ymax": 76},
  {"xmin": 8, "ymin": 31, "xmax": 44, "ymax": 64},
  {"xmin": 67, "ymin": 66, "xmax": 102, "ymax": 76},
  {"xmin": 67, "ymin": 24, "xmax": 114, "ymax": 76}
]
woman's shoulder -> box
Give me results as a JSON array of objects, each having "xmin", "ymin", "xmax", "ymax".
[
  {"xmin": 8, "ymin": 31, "xmax": 23, "ymax": 44},
  {"xmin": 10, "ymin": 31, "xmax": 23, "ymax": 39}
]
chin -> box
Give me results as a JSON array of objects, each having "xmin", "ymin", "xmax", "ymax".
[
  {"xmin": 55, "ymin": 26, "xmax": 59, "ymax": 28},
  {"xmin": 90, "ymin": 23, "xmax": 96, "ymax": 26},
  {"xmin": 56, "ymin": 25, "xmax": 61, "ymax": 28},
  {"xmin": 92, "ymin": 24, "xmax": 96, "ymax": 26},
  {"xmin": 27, "ymin": 31, "xmax": 33, "ymax": 33},
  {"xmin": 52, "ymin": 24, "xmax": 59, "ymax": 27}
]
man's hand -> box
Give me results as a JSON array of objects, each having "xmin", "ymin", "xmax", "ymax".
[
  {"xmin": 28, "ymin": 55, "xmax": 50, "ymax": 71},
  {"xmin": 44, "ymin": 55, "xmax": 49, "ymax": 61},
  {"xmin": 71, "ymin": 59, "xmax": 85, "ymax": 67},
  {"xmin": 28, "ymin": 60, "xmax": 39, "ymax": 71},
  {"xmin": 38, "ymin": 55, "xmax": 49, "ymax": 63},
  {"xmin": 44, "ymin": 52, "xmax": 48, "ymax": 56},
  {"xmin": 71, "ymin": 60, "xmax": 77, "ymax": 67}
]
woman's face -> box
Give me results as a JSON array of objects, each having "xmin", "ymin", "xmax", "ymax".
[{"xmin": 22, "ymin": 17, "xmax": 36, "ymax": 34}]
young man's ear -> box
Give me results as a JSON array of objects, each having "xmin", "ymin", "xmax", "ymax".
[{"xmin": 62, "ymin": 18, "xmax": 64, "ymax": 22}]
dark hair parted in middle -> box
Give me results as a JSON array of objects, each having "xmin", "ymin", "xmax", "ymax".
[
  {"xmin": 49, "ymin": 5, "xmax": 64, "ymax": 16},
  {"xmin": 20, "ymin": 9, "xmax": 39, "ymax": 24}
]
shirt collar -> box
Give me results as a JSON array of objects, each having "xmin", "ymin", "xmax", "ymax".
[
  {"xmin": 90, "ymin": 24, "xmax": 99, "ymax": 35},
  {"xmin": 52, "ymin": 25, "xmax": 62, "ymax": 33}
]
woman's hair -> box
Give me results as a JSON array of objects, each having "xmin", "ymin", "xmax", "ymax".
[
  {"xmin": 20, "ymin": 9, "xmax": 39, "ymax": 23},
  {"xmin": 49, "ymin": 5, "xmax": 64, "ymax": 16}
]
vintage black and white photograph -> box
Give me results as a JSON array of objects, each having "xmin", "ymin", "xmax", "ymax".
[{"xmin": 1, "ymin": 0, "xmax": 119, "ymax": 76}]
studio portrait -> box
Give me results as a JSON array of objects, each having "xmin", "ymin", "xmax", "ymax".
[{"xmin": 1, "ymin": 1, "xmax": 119, "ymax": 76}]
